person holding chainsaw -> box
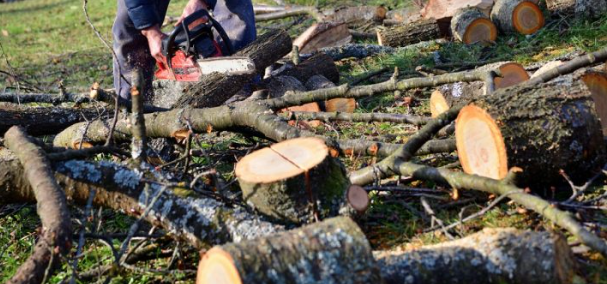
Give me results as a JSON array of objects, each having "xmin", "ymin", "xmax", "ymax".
[{"xmin": 112, "ymin": 0, "xmax": 256, "ymax": 100}]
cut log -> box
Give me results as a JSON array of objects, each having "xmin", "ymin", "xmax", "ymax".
[
  {"xmin": 422, "ymin": 0, "xmax": 495, "ymax": 21},
  {"xmin": 546, "ymin": 0, "xmax": 607, "ymax": 19},
  {"xmin": 376, "ymin": 228, "xmax": 575, "ymax": 284},
  {"xmin": 0, "ymin": 104, "xmax": 113, "ymax": 136},
  {"xmin": 323, "ymin": 6, "xmax": 385, "ymax": 27},
  {"xmin": 386, "ymin": 5, "xmax": 423, "ymax": 25},
  {"xmin": 196, "ymin": 216, "xmax": 381, "ymax": 284},
  {"xmin": 582, "ymin": 72, "xmax": 607, "ymax": 135},
  {"xmin": 451, "ymin": 8, "xmax": 498, "ymax": 44},
  {"xmin": 429, "ymin": 62, "xmax": 529, "ymax": 117},
  {"xmin": 152, "ymin": 29, "xmax": 292, "ymax": 108},
  {"xmin": 269, "ymin": 76, "xmax": 322, "ymax": 127},
  {"xmin": 491, "ymin": 0, "xmax": 544, "ymax": 35},
  {"xmin": 430, "ymin": 82, "xmax": 485, "ymax": 118},
  {"xmin": 293, "ymin": 22, "xmax": 352, "ymax": 54},
  {"xmin": 235, "ymin": 137, "xmax": 362, "ymax": 224},
  {"xmin": 305, "ymin": 75, "xmax": 356, "ymax": 113},
  {"xmin": 377, "ymin": 19, "xmax": 442, "ymax": 48},
  {"xmin": 274, "ymin": 53, "xmax": 340, "ymax": 84},
  {"xmin": 455, "ymin": 79, "xmax": 606, "ymax": 186}
]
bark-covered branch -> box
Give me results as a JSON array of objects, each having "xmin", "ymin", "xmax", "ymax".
[
  {"xmin": 284, "ymin": 111, "xmax": 430, "ymax": 126},
  {"xmin": 4, "ymin": 126, "xmax": 72, "ymax": 284},
  {"xmin": 0, "ymin": 152, "xmax": 282, "ymax": 248}
]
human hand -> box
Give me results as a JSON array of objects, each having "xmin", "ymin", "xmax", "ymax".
[
  {"xmin": 176, "ymin": 0, "xmax": 208, "ymax": 26},
  {"xmin": 141, "ymin": 25, "xmax": 167, "ymax": 63}
]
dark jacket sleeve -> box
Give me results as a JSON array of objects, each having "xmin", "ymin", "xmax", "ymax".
[{"xmin": 125, "ymin": 0, "xmax": 161, "ymax": 30}]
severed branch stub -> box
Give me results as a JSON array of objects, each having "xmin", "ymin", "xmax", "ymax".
[{"xmin": 4, "ymin": 126, "xmax": 72, "ymax": 284}]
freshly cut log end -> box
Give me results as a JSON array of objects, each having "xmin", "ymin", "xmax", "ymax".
[
  {"xmin": 493, "ymin": 62, "xmax": 530, "ymax": 88},
  {"xmin": 456, "ymin": 80, "xmax": 606, "ymax": 186},
  {"xmin": 430, "ymin": 90, "xmax": 450, "ymax": 118},
  {"xmin": 197, "ymin": 249, "xmax": 242, "ymax": 284},
  {"xmin": 346, "ymin": 185, "xmax": 370, "ymax": 213},
  {"xmin": 196, "ymin": 217, "xmax": 381, "ymax": 284},
  {"xmin": 235, "ymin": 137, "xmax": 351, "ymax": 224},
  {"xmin": 582, "ymin": 72, "xmax": 607, "ymax": 135},
  {"xmin": 456, "ymin": 104, "xmax": 509, "ymax": 180},
  {"xmin": 491, "ymin": 0, "xmax": 545, "ymax": 35},
  {"xmin": 305, "ymin": 75, "xmax": 356, "ymax": 113},
  {"xmin": 451, "ymin": 8, "xmax": 498, "ymax": 44}
]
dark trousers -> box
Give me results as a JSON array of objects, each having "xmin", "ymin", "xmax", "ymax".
[{"xmin": 112, "ymin": 0, "xmax": 256, "ymax": 100}]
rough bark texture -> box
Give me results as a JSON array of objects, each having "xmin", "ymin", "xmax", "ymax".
[
  {"xmin": 197, "ymin": 216, "xmax": 381, "ymax": 284},
  {"xmin": 273, "ymin": 53, "xmax": 340, "ymax": 84},
  {"xmin": 387, "ymin": 5, "xmax": 423, "ymax": 25},
  {"xmin": 422, "ymin": 0, "xmax": 495, "ymax": 21},
  {"xmin": 377, "ymin": 19, "xmax": 442, "ymax": 48},
  {"xmin": 237, "ymin": 141, "xmax": 351, "ymax": 224},
  {"xmin": 461, "ymin": 79, "xmax": 606, "ymax": 186},
  {"xmin": 293, "ymin": 22, "xmax": 352, "ymax": 54},
  {"xmin": 4, "ymin": 127, "xmax": 72, "ymax": 284},
  {"xmin": 491, "ymin": 0, "xmax": 544, "ymax": 34},
  {"xmin": 0, "ymin": 92, "xmax": 89, "ymax": 104},
  {"xmin": 322, "ymin": 6, "xmax": 384, "ymax": 28},
  {"xmin": 267, "ymin": 76, "xmax": 307, "ymax": 99},
  {"xmin": 0, "ymin": 104, "xmax": 112, "ymax": 136},
  {"xmin": 153, "ymin": 29, "xmax": 293, "ymax": 108},
  {"xmin": 375, "ymin": 228, "xmax": 575, "ymax": 284},
  {"xmin": 0, "ymin": 152, "xmax": 282, "ymax": 248},
  {"xmin": 546, "ymin": 0, "xmax": 607, "ymax": 19},
  {"xmin": 451, "ymin": 8, "xmax": 497, "ymax": 44}
]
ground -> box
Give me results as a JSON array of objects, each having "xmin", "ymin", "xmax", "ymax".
[{"xmin": 1, "ymin": 0, "xmax": 607, "ymax": 283}]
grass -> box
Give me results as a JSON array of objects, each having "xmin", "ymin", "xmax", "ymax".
[{"xmin": 1, "ymin": 0, "xmax": 607, "ymax": 282}]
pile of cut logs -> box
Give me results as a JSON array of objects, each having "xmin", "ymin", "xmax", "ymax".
[{"xmin": 1, "ymin": 0, "xmax": 607, "ymax": 283}]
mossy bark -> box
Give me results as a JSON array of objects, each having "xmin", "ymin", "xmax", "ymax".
[
  {"xmin": 469, "ymin": 79, "xmax": 606, "ymax": 186},
  {"xmin": 199, "ymin": 216, "xmax": 381, "ymax": 284},
  {"xmin": 375, "ymin": 228, "xmax": 575, "ymax": 284},
  {"xmin": 546, "ymin": 0, "xmax": 607, "ymax": 19},
  {"xmin": 239, "ymin": 156, "xmax": 350, "ymax": 224},
  {"xmin": 377, "ymin": 19, "xmax": 441, "ymax": 47}
]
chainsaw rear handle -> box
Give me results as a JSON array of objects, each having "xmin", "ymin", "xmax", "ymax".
[{"xmin": 163, "ymin": 9, "xmax": 235, "ymax": 71}]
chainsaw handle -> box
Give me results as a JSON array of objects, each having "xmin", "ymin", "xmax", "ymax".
[{"xmin": 165, "ymin": 9, "xmax": 212, "ymax": 70}]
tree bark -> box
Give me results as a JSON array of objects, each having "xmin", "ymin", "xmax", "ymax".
[
  {"xmin": 196, "ymin": 216, "xmax": 381, "ymax": 284},
  {"xmin": 491, "ymin": 0, "xmax": 544, "ymax": 35},
  {"xmin": 455, "ymin": 79, "xmax": 606, "ymax": 186},
  {"xmin": 305, "ymin": 75, "xmax": 356, "ymax": 113},
  {"xmin": 451, "ymin": 8, "xmax": 498, "ymax": 44},
  {"xmin": 375, "ymin": 228, "xmax": 575, "ymax": 284},
  {"xmin": 0, "ymin": 152, "xmax": 282, "ymax": 248},
  {"xmin": 430, "ymin": 81, "xmax": 485, "ymax": 117},
  {"xmin": 4, "ymin": 127, "xmax": 72, "ymax": 284},
  {"xmin": 272, "ymin": 53, "xmax": 340, "ymax": 84},
  {"xmin": 152, "ymin": 29, "xmax": 293, "ymax": 108},
  {"xmin": 546, "ymin": 0, "xmax": 607, "ymax": 19},
  {"xmin": 236, "ymin": 137, "xmax": 353, "ymax": 224},
  {"xmin": 377, "ymin": 19, "xmax": 442, "ymax": 48},
  {"xmin": 0, "ymin": 104, "xmax": 113, "ymax": 136}
]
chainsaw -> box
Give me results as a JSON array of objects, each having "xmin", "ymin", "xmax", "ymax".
[{"xmin": 155, "ymin": 9, "xmax": 255, "ymax": 82}]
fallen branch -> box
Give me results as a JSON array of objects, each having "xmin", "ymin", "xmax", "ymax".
[{"xmin": 4, "ymin": 126, "xmax": 72, "ymax": 284}]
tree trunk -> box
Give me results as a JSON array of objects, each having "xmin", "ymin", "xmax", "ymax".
[
  {"xmin": 152, "ymin": 29, "xmax": 293, "ymax": 108},
  {"xmin": 293, "ymin": 22, "xmax": 352, "ymax": 54},
  {"xmin": 455, "ymin": 79, "xmax": 606, "ymax": 186},
  {"xmin": 235, "ymin": 137, "xmax": 361, "ymax": 224},
  {"xmin": 546, "ymin": 0, "xmax": 607, "ymax": 19},
  {"xmin": 491, "ymin": 0, "xmax": 544, "ymax": 35},
  {"xmin": 0, "ymin": 104, "xmax": 113, "ymax": 136},
  {"xmin": 377, "ymin": 19, "xmax": 442, "ymax": 48},
  {"xmin": 375, "ymin": 228, "xmax": 575, "ymax": 284},
  {"xmin": 196, "ymin": 216, "xmax": 381, "ymax": 284},
  {"xmin": 451, "ymin": 8, "xmax": 498, "ymax": 44},
  {"xmin": 305, "ymin": 75, "xmax": 356, "ymax": 113}
]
